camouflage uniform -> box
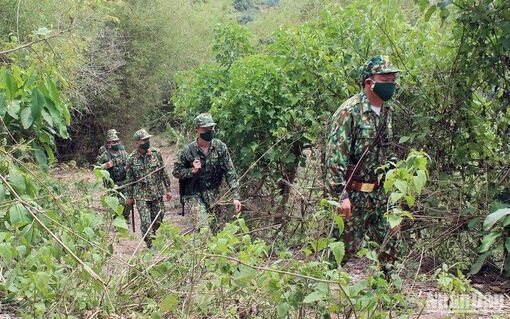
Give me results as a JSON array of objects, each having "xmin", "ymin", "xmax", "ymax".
[
  {"xmin": 97, "ymin": 129, "xmax": 118, "ymax": 157},
  {"xmin": 126, "ymin": 129, "xmax": 171, "ymax": 245},
  {"xmin": 96, "ymin": 130, "xmax": 130, "ymax": 221},
  {"xmin": 172, "ymin": 113, "xmax": 240, "ymax": 232},
  {"xmin": 325, "ymin": 55, "xmax": 399, "ymax": 263}
]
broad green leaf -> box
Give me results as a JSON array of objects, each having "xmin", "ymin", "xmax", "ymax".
[
  {"xmin": 469, "ymin": 252, "xmax": 489, "ymax": 275},
  {"xmin": 389, "ymin": 192, "xmax": 403, "ymax": 204},
  {"xmin": 328, "ymin": 241, "xmax": 345, "ymax": 265},
  {"xmin": 112, "ymin": 217, "xmax": 128, "ymax": 230},
  {"xmin": 303, "ymin": 290, "xmax": 327, "ymax": 303},
  {"xmin": 478, "ymin": 232, "xmax": 501, "ymax": 253},
  {"xmin": 30, "ymin": 88, "xmax": 45, "ymax": 122},
  {"xmin": 398, "ymin": 136, "xmax": 410, "ymax": 143},
  {"xmin": 159, "ymin": 294, "xmax": 178, "ymax": 312},
  {"xmin": 6, "ymin": 100, "xmax": 20, "ymax": 119},
  {"xmin": 3, "ymin": 71, "xmax": 17, "ymax": 99},
  {"xmin": 483, "ymin": 208, "xmax": 510, "ymax": 230},
  {"xmin": 34, "ymin": 271, "xmax": 50, "ymax": 292},
  {"xmin": 414, "ymin": 171, "xmax": 427, "ymax": 194},
  {"xmin": 20, "ymin": 107, "xmax": 33, "ymax": 129},
  {"xmin": 8, "ymin": 165, "xmax": 26, "ymax": 193},
  {"xmin": 505, "ymin": 238, "xmax": 510, "ymax": 254},
  {"xmin": 33, "ymin": 144, "xmax": 48, "ymax": 172},
  {"xmin": 233, "ymin": 264, "xmax": 256, "ymax": 287},
  {"xmin": 9, "ymin": 203, "xmax": 31, "ymax": 228},
  {"xmin": 277, "ymin": 302, "xmax": 289, "ymax": 318},
  {"xmin": 0, "ymin": 243, "xmax": 13, "ymax": 261},
  {"xmin": 387, "ymin": 214, "xmax": 403, "ymax": 229},
  {"xmin": 103, "ymin": 196, "xmax": 119, "ymax": 212},
  {"xmin": 394, "ymin": 180, "xmax": 408, "ymax": 194}
]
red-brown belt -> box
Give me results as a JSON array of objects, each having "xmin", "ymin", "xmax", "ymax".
[{"xmin": 349, "ymin": 180, "xmax": 379, "ymax": 193}]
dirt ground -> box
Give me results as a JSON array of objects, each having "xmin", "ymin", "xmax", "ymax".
[{"xmin": 2, "ymin": 136, "xmax": 509, "ymax": 318}]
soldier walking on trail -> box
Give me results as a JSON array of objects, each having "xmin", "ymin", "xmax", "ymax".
[
  {"xmin": 126, "ymin": 129, "xmax": 172, "ymax": 247},
  {"xmin": 97, "ymin": 129, "xmax": 123, "ymax": 156},
  {"xmin": 96, "ymin": 129, "xmax": 130, "ymax": 222},
  {"xmin": 325, "ymin": 55, "xmax": 400, "ymax": 267},
  {"xmin": 172, "ymin": 113, "xmax": 242, "ymax": 232}
]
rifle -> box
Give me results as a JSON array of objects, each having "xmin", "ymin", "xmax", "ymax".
[
  {"xmin": 131, "ymin": 204, "xmax": 135, "ymax": 232},
  {"xmin": 342, "ymin": 109, "xmax": 389, "ymax": 193}
]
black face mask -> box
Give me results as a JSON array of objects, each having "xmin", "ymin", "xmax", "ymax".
[
  {"xmin": 140, "ymin": 140, "xmax": 150, "ymax": 150},
  {"xmin": 371, "ymin": 82, "xmax": 396, "ymax": 101},
  {"xmin": 111, "ymin": 144, "xmax": 121, "ymax": 151},
  {"xmin": 199, "ymin": 130, "xmax": 214, "ymax": 142}
]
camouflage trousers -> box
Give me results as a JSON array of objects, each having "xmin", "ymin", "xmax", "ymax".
[
  {"xmin": 183, "ymin": 189, "xmax": 230, "ymax": 233},
  {"xmin": 339, "ymin": 188, "xmax": 399, "ymax": 264},
  {"xmin": 136, "ymin": 198, "xmax": 165, "ymax": 245}
]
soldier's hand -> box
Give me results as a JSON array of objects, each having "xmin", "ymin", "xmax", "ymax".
[
  {"xmin": 336, "ymin": 198, "xmax": 352, "ymax": 219},
  {"xmin": 192, "ymin": 159, "xmax": 201, "ymax": 174},
  {"xmin": 233, "ymin": 199, "xmax": 242, "ymax": 213},
  {"xmin": 165, "ymin": 191, "xmax": 173, "ymax": 201},
  {"xmin": 127, "ymin": 198, "xmax": 135, "ymax": 206},
  {"xmin": 103, "ymin": 160, "xmax": 113, "ymax": 169}
]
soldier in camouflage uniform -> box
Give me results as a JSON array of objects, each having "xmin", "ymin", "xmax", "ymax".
[
  {"xmin": 98, "ymin": 129, "xmax": 121, "ymax": 156},
  {"xmin": 126, "ymin": 129, "xmax": 172, "ymax": 247},
  {"xmin": 325, "ymin": 55, "xmax": 400, "ymax": 265},
  {"xmin": 172, "ymin": 113, "xmax": 241, "ymax": 232},
  {"xmin": 96, "ymin": 130, "xmax": 130, "ymax": 222}
]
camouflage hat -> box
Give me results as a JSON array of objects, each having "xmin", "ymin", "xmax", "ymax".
[
  {"xmin": 360, "ymin": 55, "xmax": 400, "ymax": 81},
  {"xmin": 106, "ymin": 128, "xmax": 118, "ymax": 135},
  {"xmin": 106, "ymin": 130, "xmax": 120, "ymax": 142},
  {"xmin": 133, "ymin": 128, "xmax": 153, "ymax": 141},
  {"xmin": 193, "ymin": 113, "xmax": 216, "ymax": 128}
]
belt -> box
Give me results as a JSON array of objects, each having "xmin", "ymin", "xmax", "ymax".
[{"xmin": 349, "ymin": 180, "xmax": 379, "ymax": 193}]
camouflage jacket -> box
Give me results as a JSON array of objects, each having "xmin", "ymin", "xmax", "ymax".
[
  {"xmin": 172, "ymin": 139, "xmax": 240, "ymax": 200},
  {"xmin": 325, "ymin": 92, "xmax": 397, "ymax": 197},
  {"xmin": 96, "ymin": 149, "xmax": 129, "ymax": 184},
  {"xmin": 125, "ymin": 148, "xmax": 171, "ymax": 201}
]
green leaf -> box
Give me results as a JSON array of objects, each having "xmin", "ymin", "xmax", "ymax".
[
  {"xmin": 398, "ymin": 136, "xmax": 410, "ymax": 143},
  {"xmin": 112, "ymin": 217, "xmax": 128, "ymax": 230},
  {"xmin": 0, "ymin": 92, "xmax": 6, "ymax": 117},
  {"xmin": 394, "ymin": 180, "xmax": 408, "ymax": 194},
  {"xmin": 0, "ymin": 243, "xmax": 13, "ymax": 261},
  {"xmin": 233, "ymin": 264, "xmax": 256, "ymax": 287},
  {"xmin": 8, "ymin": 165, "xmax": 26, "ymax": 193},
  {"xmin": 387, "ymin": 214, "xmax": 403, "ymax": 229},
  {"xmin": 414, "ymin": 171, "xmax": 427, "ymax": 194},
  {"xmin": 478, "ymin": 232, "xmax": 501, "ymax": 253},
  {"xmin": 34, "ymin": 271, "xmax": 50, "ymax": 292},
  {"xmin": 424, "ymin": 4, "xmax": 437, "ymax": 21},
  {"xmin": 30, "ymin": 88, "xmax": 45, "ymax": 122},
  {"xmin": 159, "ymin": 294, "xmax": 178, "ymax": 312},
  {"xmin": 277, "ymin": 302, "xmax": 290, "ymax": 318},
  {"xmin": 6, "ymin": 100, "xmax": 20, "ymax": 119},
  {"xmin": 505, "ymin": 238, "xmax": 510, "ymax": 254},
  {"xmin": 103, "ymin": 196, "xmax": 119, "ymax": 212},
  {"xmin": 3, "ymin": 71, "xmax": 17, "ymax": 99},
  {"xmin": 328, "ymin": 241, "xmax": 345, "ymax": 265},
  {"xmin": 303, "ymin": 290, "xmax": 327, "ymax": 303},
  {"xmin": 389, "ymin": 192, "xmax": 403, "ymax": 204},
  {"xmin": 9, "ymin": 203, "xmax": 32, "ymax": 228},
  {"xmin": 334, "ymin": 215, "xmax": 344, "ymax": 236},
  {"xmin": 33, "ymin": 144, "xmax": 48, "ymax": 172},
  {"xmin": 483, "ymin": 208, "xmax": 510, "ymax": 230},
  {"xmin": 470, "ymin": 252, "xmax": 489, "ymax": 275},
  {"xmin": 21, "ymin": 107, "xmax": 33, "ymax": 129}
]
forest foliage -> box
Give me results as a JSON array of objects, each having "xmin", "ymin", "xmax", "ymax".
[{"xmin": 0, "ymin": 0, "xmax": 509, "ymax": 317}]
